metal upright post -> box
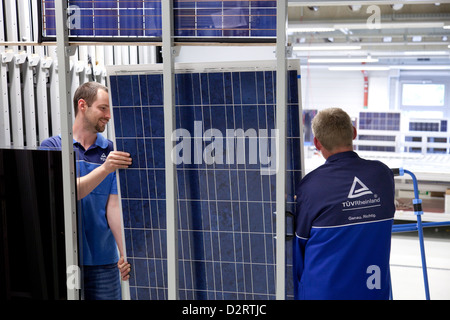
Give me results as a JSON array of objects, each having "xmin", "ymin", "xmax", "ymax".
[
  {"xmin": 0, "ymin": 2, "xmax": 11, "ymax": 147},
  {"xmin": 55, "ymin": 1, "xmax": 79, "ymax": 300},
  {"xmin": 276, "ymin": 0, "xmax": 288, "ymax": 300},
  {"xmin": 161, "ymin": 0, "xmax": 179, "ymax": 300},
  {"xmin": 3, "ymin": 0, "xmax": 23, "ymax": 147}
]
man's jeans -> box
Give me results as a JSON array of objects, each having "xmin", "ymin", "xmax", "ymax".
[{"xmin": 83, "ymin": 263, "xmax": 121, "ymax": 300}]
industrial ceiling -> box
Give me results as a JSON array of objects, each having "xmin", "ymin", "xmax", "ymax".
[{"xmin": 287, "ymin": 1, "xmax": 450, "ymax": 69}]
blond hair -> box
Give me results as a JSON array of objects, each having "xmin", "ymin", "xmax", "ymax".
[{"xmin": 311, "ymin": 108, "xmax": 354, "ymax": 151}]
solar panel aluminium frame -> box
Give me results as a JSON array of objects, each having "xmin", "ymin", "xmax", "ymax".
[
  {"xmin": 54, "ymin": 0, "xmax": 80, "ymax": 301},
  {"xmin": 106, "ymin": 57, "xmax": 303, "ymax": 300}
]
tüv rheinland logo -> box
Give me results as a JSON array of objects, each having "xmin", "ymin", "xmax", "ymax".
[{"xmin": 172, "ymin": 121, "xmax": 279, "ymax": 176}]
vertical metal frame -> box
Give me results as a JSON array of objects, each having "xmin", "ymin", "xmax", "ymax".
[
  {"xmin": 106, "ymin": 84, "xmax": 131, "ymax": 300},
  {"xmin": 35, "ymin": 46, "xmax": 50, "ymax": 144},
  {"xmin": 55, "ymin": 1, "xmax": 79, "ymax": 300},
  {"xmin": 3, "ymin": 0, "xmax": 23, "ymax": 147},
  {"xmin": 18, "ymin": 0, "xmax": 37, "ymax": 147},
  {"xmin": 276, "ymin": 0, "xmax": 288, "ymax": 300},
  {"xmin": 161, "ymin": 0, "xmax": 179, "ymax": 300},
  {"xmin": 48, "ymin": 45, "xmax": 61, "ymax": 135},
  {"xmin": 0, "ymin": 2, "xmax": 10, "ymax": 147}
]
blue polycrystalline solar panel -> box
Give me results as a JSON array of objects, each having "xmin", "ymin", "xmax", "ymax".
[
  {"xmin": 409, "ymin": 121, "xmax": 441, "ymax": 132},
  {"xmin": 109, "ymin": 63, "xmax": 301, "ymax": 300},
  {"xmin": 358, "ymin": 112, "xmax": 401, "ymax": 131},
  {"xmin": 42, "ymin": 0, "xmax": 276, "ymax": 39},
  {"xmin": 174, "ymin": 0, "xmax": 277, "ymax": 38}
]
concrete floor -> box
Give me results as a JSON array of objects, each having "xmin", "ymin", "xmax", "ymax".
[{"xmin": 390, "ymin": 233, "xmax": 450, "ymax": 300}]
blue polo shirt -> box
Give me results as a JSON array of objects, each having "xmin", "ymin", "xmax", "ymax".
[
  {"xmin": 293, "ymin": 151, "xmax": 395, "ymax": 300},
  {"xmin": 41, "ymin": 133, "xmax": 119, "ymax": 266}
]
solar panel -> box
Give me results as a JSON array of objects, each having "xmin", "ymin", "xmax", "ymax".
[
  {"xmin": 108, "ymin": 61, "xmax": 301, "ymax": 300},
  {"xmin": 41, "ymin": 1, "xmax": 277, "ymax": 40},
  {"xmin": 359, "ymin": 112, "xmax": 401, "ymax": 131}
]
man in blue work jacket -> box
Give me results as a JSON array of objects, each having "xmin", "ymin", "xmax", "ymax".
[
  {"xmin": 293, "ymin": 108, "xmax": 395, "ymax": 300},
  {"xmin": 41, "ymin": 82, "xmax": 132, "ymax": 300}
]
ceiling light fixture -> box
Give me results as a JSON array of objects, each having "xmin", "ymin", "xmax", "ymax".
[
  {"xmin": 329, "ymin": 65, "xmax": 450, "ymax": 72},
  {"xmin": 329, "ymin": 66, "xmax": 390, "ymax": 71},
  {"xmin": 391, "ymin": 4, "xmax": 404, "ymax": 10},
  {"xmin": 390, "ymin": 65, "xmax": 450, "ymax": 70},
  {"xmin": 349, "ymin": 5, "xmax": 362, "ymax": 11},
  {"xmin": 404, "ymin": 51, "xmax": 449, "ymax": 55},
  {"xmin": 288, "ymin": 27, "xmax": 336, "ymax": 33},
  {"xmin": 308, "ymin": 57, "xmax": 379, "ymax": 63},
  {"xmin": 294, "ymin": 45, "xmax": 362, "ymax": 51}
]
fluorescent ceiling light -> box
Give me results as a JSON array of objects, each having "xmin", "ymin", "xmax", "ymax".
[
  {"xmin": 404, "ymin": 51, "xmax": 449, "ymax": 55},
  {"xmin": 335, "ymin": 21, "xmax": 444, "ymax": 30},
  {"xmin": 390, "ymin": 65, "xmax": 450, "ymax": 70},
  {"xmin": 444, "ymin": 25, "xmax": 450, "ymax": 29},
  {"xmin": 294, "ymin": 45, "xmax": 361, "ymax": 51},
  {"xmin": 308, "ymin": 58, "xmax": 379, "ymax": 63},
  {"xmin": 330, "ymin": 65, "xmax": 450, "ymax": 71},
  {"xmin": 289, "ymin": 27, "xmax": 335, "ymax": 32},
  {"xmin": 329, "ymin": 66, "xmax": 389, "ymax": 71}
]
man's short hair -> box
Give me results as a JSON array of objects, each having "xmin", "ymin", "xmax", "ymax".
[
  {"xmin": 311, "ymin": 108, "xmax": 354, "ymax": 152},
  {"xmin": 73, "ymin": 82, "xmax": 108, "ymax": 116}
]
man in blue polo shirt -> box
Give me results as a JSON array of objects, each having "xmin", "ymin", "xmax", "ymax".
[
  {"xmin": 293, "ymin": 108, "xmax": 395, "ymax": 300},
  {"xmin": 41, "ymin": 82, "xmax": 132, "ymax": 300}
]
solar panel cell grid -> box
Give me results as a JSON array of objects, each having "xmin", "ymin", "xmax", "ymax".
[
  {"xmin": 109, "ymin": 66, "xmax": 300, "ymax": 300},
  {"xmin": 42, "ymin": 0, "xmax": 277, "ymax": 39}
]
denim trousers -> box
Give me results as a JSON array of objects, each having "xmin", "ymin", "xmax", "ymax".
[{"xmin": 82, "ymin": 263, "xmax": 121, "ymax": 300}]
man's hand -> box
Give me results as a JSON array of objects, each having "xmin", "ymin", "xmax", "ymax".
[
  {"xmin": 103, "ymin": 151, "xmax": 132, "ymax": 174},
  {"xmin": 76, "ymin": 151, "xmax": 132, "ymax": 200},
  {"xmin": 118, "ymin": 256, "xmax": 131, "ymax": 281}
]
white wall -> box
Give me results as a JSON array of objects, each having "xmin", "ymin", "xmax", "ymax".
[
  {"xmin": 300, "ymin": 67, "xmax": 391, "ymax": 119},
  {"xmin": 368, "ymin": 71, "xmax": 391, "ymax": 111},
  {"xmin": 175, "ymin": 45, "xmax": 276, "ymax": 63}
]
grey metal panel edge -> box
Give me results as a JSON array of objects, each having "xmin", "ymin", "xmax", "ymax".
[
  {"xmin": 276, "ymin": 0, "xmax": 288, "ymax": 300},
  {"xmin": 55, "ymin": 0, "xmax": 79, "ymax": 300},
  {"xmin": 162, "ymin": 0, "xmax": 179, "ymax": 301}
]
